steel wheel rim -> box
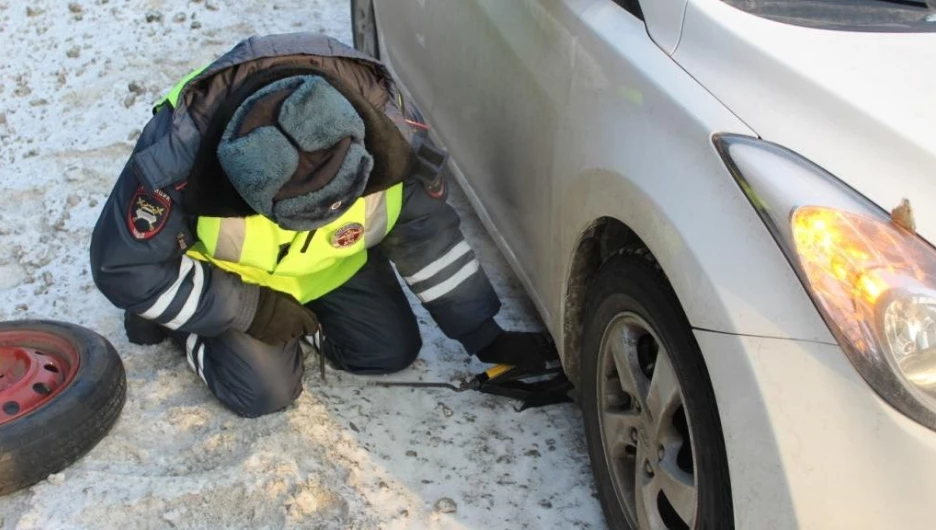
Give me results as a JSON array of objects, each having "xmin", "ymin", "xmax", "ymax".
[
  {"xmin": 0, "ymin": 330, "xmax": 80, "ymax": 425},
  {"xmin": 596, "ymin": 312, "xmax": 698, "ymax": 529}
]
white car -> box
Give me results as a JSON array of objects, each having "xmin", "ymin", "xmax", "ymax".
[{"xmin": 352, "ymin": 1, "xmax": 936, "ymax": 528}]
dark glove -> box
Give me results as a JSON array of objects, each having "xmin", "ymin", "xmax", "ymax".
[
  {"xmin": 124, "ymin": 311, "xmax": 169, "ymax": 345},
  {"xmin": 475, "ymin": 331, "xmax": 559, "ymax": 372},
  {"xmin": 246, "ymin": 288, "xmax": 320, "ymax": 345}
]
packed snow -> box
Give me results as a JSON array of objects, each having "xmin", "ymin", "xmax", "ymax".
[{"xmin": 0, "ymin": 1, "xmax": 604, "ymax": 528}]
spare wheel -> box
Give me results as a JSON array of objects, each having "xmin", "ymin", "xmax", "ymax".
[{"xmin": 0, "ymin": 320, "xmax": 126, "ymax": 496}]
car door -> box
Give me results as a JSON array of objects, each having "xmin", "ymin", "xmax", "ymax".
[
  {"xmin": 373, "ymin": 1, "xmax": 437, "ymax": 114},
  {"xmin": 380, "ymin": 0, "xmax": 591, "ymax": 315},
  {"xmin": 376, "ymin": 0, "xmax": 689, "ymax": 320}
]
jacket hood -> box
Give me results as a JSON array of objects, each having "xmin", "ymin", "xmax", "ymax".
[{"xmin": 129, "ymin": 33, "xmax": 416, "ymax": 218}]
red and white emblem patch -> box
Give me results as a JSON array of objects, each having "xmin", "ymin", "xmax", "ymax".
[
  {"xmin": 330, "ymin": 223, "xmax": 364, "ymax": 248},
  {"xmin": 127, "ymin": 187, "xmax": 171, "ymax": 240}
]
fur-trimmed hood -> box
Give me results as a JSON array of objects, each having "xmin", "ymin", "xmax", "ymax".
[{"xmin": 128, "ymin": 33, "xmax": 417, "ymax": 219}]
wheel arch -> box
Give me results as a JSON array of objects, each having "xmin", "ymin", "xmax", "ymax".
[
  {"xmin": 561, "ymin": 216, "xmax": 659, "ymax": 386},
  {"xmin": 553, "ymin": 159, "xmax": 834, "ymax": 387}
]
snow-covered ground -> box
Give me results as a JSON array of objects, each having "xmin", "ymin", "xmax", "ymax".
[{"xmin": 0, "ymin": 1, "xmax": 604, "ymax": 528}]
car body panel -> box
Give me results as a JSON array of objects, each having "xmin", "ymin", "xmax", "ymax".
[
  {"xmin": 382, "ymin": 0, "xmax": 580, "ymax": 320},
  {"xmin": 550, "ymin": 1, "xmax": 835, "ymax": 345},
  {"xmin": 697, "ymin": 330, "xmax": 936, "ymax": 530},
  {"xmin": 376, "ymin": 1, "xmax": 437, "ymax": 113},
  {"xmin": 642, "ymin": 0, "xmax": 689, "ymax": 53},
  {"xmin": 376, "ymin": 0, "xmax": 834, "ymax": 346},
  {"xmin": 675, "ymin": 0, "xmax": 936, "ymax": 244},
  {"xmin": 370, "ymin": 2, "xmax": 936, "ymax": 526}
]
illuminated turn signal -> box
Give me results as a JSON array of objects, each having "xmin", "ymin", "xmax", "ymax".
[
  {"xmin": 792, "ymin": 206, "xmax": 936, "ymax": 403},
  {"xmin": 792, "ymin": 206, "xmax": 928, "ymax": 305}
]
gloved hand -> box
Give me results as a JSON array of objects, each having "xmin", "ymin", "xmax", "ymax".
[
  {"xmin": 124, "ymin": 311, "xmax": 169, "ymax": 345},
  {"xmin": 246, "ymin": 287, "xmax": 320, "ymax": 345},
  {"xmin": 475, "ymin": 331, "xmax": 559, "ymax": 372}
]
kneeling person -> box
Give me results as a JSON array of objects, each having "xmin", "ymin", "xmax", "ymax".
[{"xmin": 90, "ymin": 33, "xmax": 554, "ymax": 417}]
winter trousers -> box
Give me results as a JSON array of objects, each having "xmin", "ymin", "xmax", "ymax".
[
  {"xmin": 180, "ymin": 181, "xmax": 503, "ymax": 417},
  {"xmin": 180, "ymin": 250, "xmax": 418, "ymax": 417}
]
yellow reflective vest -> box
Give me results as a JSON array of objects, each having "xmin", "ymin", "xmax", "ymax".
[{"xmin": 186, "ymin": 186, "xmax": 402, "ymax": 303}]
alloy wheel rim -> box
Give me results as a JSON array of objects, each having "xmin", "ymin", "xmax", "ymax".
[{"xmin": 596, "ymin": 312, "xmax": 698, "ymax": 529}]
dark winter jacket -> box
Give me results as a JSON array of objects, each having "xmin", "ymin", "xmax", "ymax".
[{"xmin": 89, "ymin": 33, "xmax": 500, "ymax": 347}]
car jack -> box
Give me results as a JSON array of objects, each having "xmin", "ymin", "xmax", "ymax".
[{"xmin": 366, "ymin": 361, "xmax": 574, "ymax": 412}]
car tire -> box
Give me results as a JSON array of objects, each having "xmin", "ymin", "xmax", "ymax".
[
  {"xmin": 0, "ymin": 320, "xmax": 126, "ymax": 496},
  {"xmin": 351, "ymin": 0, "xmax": 380, "ymax": 59},
  {"xmin": 581, "ymin": 252, "xmax": 733, "ymax": 529}
]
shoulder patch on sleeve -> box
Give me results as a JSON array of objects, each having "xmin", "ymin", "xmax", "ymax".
[{"xmin": 127, "ymin": 186, "xmax": 172, "ymax": 240}]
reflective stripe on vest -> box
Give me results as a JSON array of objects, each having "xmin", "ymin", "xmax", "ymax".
[{"xmin": 186, "ymin": 184, "xmax": 403, "ymax": 303}]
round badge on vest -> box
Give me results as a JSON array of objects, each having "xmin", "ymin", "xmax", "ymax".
[{"xmin": 330, "ymin": 223, "xmax": 364, "ymax": 248}]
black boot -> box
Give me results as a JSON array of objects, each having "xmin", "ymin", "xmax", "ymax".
[
  {"xmin": 123, "ymin": 311, "xmax": 169, "ymax": 345},
  {"xmin": 475, "ymin": 331, "xmax": 558, "ymax": 372}
]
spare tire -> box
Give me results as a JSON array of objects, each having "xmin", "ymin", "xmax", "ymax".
[{"xmin": 0, "ymin": 320, "xmax": 126, "ymax": 496}]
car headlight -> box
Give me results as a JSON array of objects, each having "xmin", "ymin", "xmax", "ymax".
[{"xmin": 715, "ymin": 134, "xmax": 936, "ymax": 430}]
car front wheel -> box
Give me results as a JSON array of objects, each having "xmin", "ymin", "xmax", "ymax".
[{"xmin": 581, "ymin": 252, "xmax": 733, "ymax": 529}]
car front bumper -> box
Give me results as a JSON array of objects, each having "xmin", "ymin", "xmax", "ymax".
[{"xmin": 695, "ymin": 330, "xmax": 936, "ymax": 530}]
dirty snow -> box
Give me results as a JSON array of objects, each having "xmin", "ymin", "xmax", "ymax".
[{"xmin": 0, "ymin": 1, "xmax": 603, "ymax": 528}]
